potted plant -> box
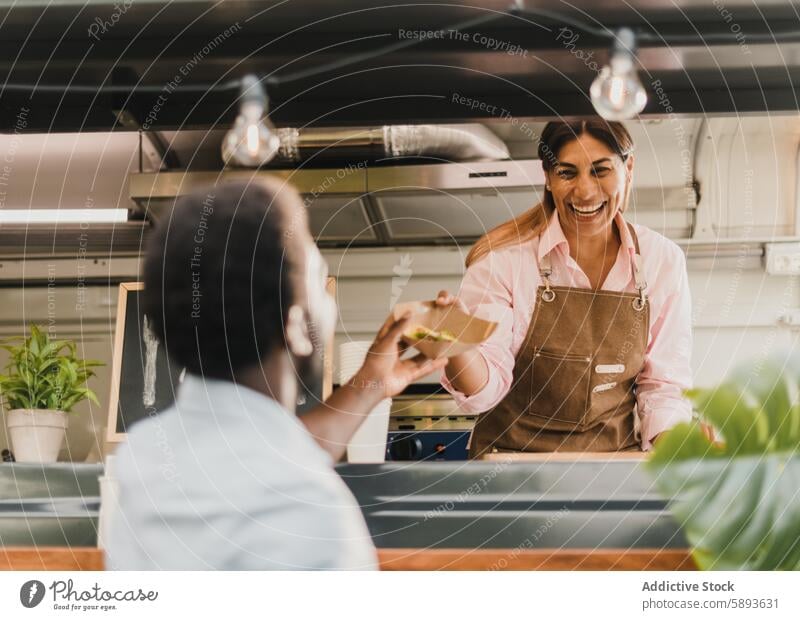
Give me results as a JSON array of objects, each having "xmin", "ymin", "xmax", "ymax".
[
  {"xmin": 647, "ymin": 355, "xmax": 800, "ymax": 570},
  {"xmin": 0, "ymin": 325, "xmax": 102, "ymax": 463}
]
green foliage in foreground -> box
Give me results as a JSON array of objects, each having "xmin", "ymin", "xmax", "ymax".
[{"xmin": 647, "ymin": 357, "xmax": 800, "ymax": 570}]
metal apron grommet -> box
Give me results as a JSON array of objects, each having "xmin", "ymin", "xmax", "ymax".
[
  {"xmin": 539, "ymin": 256, "xmax": 555, "ymax": 303},
  {"xmin": 633, "ymin": 284, "xmax": 647, "ymax": 311}
]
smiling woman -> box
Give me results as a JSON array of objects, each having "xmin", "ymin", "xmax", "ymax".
[
  {"xmin": 465, "ymin": 120, "xmax": 634, "ymax": 269},
  {"xmin": 438, "ymin": 119, "xmax": 694, "ymax": 457}
]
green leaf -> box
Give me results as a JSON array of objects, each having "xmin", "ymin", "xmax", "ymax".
[
  {"xmin": 730, "ymin": 359, "xmax": 800, "ymax": 450},
  {"xmin": 648, "ymin": 422, "xmax": 722, "ymax": 465},
  {"xmin": 649, "ymin": 354, "xmax": 800, "ymax": 570},
  {"xmin": 28, "ymin": 326, "xmax": 41, "ymax": 355},
  {"xmin": 649, "ymin": 455, "xmax": 800, "ymax": 570},
  {"xmin": 688, "ymin": 383, "xmax": 770, "ymax": 455},
  {"xmin": 0, "ymin": 324, "xmax": 104, "ymax": 414}
]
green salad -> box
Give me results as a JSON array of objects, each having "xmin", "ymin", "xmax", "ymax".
[{"xmin": 406, "ymin": 325, "xmax": 457, "ymax": 342}]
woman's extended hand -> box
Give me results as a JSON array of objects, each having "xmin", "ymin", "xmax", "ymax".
[
  {"xmin": 349, "ymin": 312, "xmax": 448, "ymax": 401},
  {"xmin": 435, "ymin": 290, "xmax": 469, "ymax": 313},
  {"xmin": 434, "ymin": 290, "xmax": 491, "ymax": 396}
]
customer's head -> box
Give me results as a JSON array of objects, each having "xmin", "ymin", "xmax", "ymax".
[{"xmin": 143, "ymin": 178, "xmax": 335, "ymax": 392}]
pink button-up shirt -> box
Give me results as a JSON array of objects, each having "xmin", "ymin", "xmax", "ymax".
[{"xmin": 441, "ymin": 211, "xmax": 693, "ymax": 451}]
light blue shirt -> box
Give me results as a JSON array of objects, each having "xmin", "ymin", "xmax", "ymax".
[{"xmin": 106, "ymin": 374, "xmax": 378, "ymax": 570}]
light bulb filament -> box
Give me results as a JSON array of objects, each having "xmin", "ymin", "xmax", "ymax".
[
  {"xmin": 246, "ymin": 122, "xmax": 260, "ymax": 156},
  {"xmin": 608, "ymin": 76, "xmax": 625, "ymax": 109}
]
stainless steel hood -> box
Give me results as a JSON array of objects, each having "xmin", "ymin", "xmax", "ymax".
[
  {"xmin": 128, "ymin": 109, "xmax": 704, "ymax": 248},
  {"xmin": 128, "ymin": 159, "xmax": 546, "ymax": 247}
]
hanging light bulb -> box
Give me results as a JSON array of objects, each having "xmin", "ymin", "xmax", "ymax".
[
  {"xmin": 590, "ymin": 28, "xmax": 647, "ymax": 121},
  {"xmin": 221, "ymin": 75, "xmax": 281, "ymax": 167}
]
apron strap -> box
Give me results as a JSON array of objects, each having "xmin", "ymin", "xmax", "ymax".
[
  {"xmin": 626, "ymin": 223, "xmax": 648, "ymax": 310},
  {"xmin": 539, "ymin": 249, "xmax": 555, "ymax": 302},
  {"xmin": 538, "ymin": 220, "xmax": 648, "ymax": 308}
]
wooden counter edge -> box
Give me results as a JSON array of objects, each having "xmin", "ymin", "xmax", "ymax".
[
  {"xmin": 0, "ymin": 547, "xmax": 104, "ymax": 571},
  {"xmin": 479, "ymin": 452, "xmax": 647, "ymax": 462},
  {"xmin": 377, "ymin": 548, "xmax": 697, "ymax": 571},
  {"xmin": 0, "ymin": 547, "xmax": 696, "ymax": 571}
]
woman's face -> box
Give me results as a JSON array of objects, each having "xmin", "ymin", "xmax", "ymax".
[{"xmin": 545, "ymin": 133, "xmax": 634, "ymax": 240}]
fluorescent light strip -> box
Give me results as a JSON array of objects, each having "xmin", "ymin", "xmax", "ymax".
[{"xmin": 0, "ymin": 209, "xmax": 129, "ymax": 224}]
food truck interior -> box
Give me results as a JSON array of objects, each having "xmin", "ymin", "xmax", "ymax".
[{"xmin": 0, "ymin": 0, "xmax": 798, "ymax": 571}]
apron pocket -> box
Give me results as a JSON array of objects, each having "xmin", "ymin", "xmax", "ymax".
[
  {"xmin": 526, "ymin": 349, "xmax": 592, "ymax": 431},
  {"xmin": 590, "ymin": 374, "xmax": 637, "ymax": 425}
]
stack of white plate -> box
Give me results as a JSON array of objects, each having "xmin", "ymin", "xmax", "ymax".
[
  {"xmin": 338, "ymin": 341, "xmax": 371, "ymax": 385},
  {"xmin": 97, "ymin": 454, "xmax": 119, "ymax": 552},
  {"xmin": 338, "ymin": 341, "xmax": 391, "ymax": 463}
]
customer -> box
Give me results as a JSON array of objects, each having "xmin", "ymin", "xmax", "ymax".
[{"xmin": 106, "ymin": 178, "xmax": 446, "ymax": 570}]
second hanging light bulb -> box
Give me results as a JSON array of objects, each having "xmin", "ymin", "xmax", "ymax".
[
  {"xmin": 221, "ymin": 75, "xmax": 281, "ymax": 167},
  {"xmin": 590, "ymin": 28, "xmax": 647, "ymax": 121}
]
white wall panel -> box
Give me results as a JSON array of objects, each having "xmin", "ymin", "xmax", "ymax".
[
  {"xmin": 326, "ymin": 248, "xmax": 800, "ymax": 391},
  {"xmin": 1, "ymin": 247, "xmax": 796, "ymax": 462}
]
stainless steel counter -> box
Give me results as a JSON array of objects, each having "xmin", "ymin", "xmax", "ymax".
[
  {"xmin": 0, "ymin": 459, "xmax": 684, "ymax": 554},
  {"xmin": 0, "ymin": 463, "xmax": 101, "ymax": 547},
  {"xmin": 337, "ymin": 459, "xmax": 685, "ymax": 550}
]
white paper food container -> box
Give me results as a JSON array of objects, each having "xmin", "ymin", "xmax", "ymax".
[{"xmin": 393, "ymin": 300, "xmax": 497, "ymax": 359}]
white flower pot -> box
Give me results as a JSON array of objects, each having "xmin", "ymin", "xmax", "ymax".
[{"xmin": 6, "ymin": 409, "xmax": 68, "ymax": 463}]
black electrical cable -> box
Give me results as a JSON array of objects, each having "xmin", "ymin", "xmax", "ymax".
[
  {"xmin": 637, "ymin": 29, "xmax": 800, "ymax": 44},
  {"xmin": 0, "ymin": 5, "xmax": 515, "ymax": 96},
  {"xmin": 511, "ymin": 6, "xmax": 800, "ymax": 45},
  {"xmin": 0, "ymin": 78, "xmax": 243, "ymax": 94},
  {"xmin": 508, "ymin": 6, "xmax": 616, "ymax": 40},
  {"xmin": 264, "ymin": 8, "xmax": 512, "ymax": 87}
]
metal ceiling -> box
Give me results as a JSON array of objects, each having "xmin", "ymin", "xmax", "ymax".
[{"xmin": 0, "ymin": 0, "xmax": 799, "ymax": 132}]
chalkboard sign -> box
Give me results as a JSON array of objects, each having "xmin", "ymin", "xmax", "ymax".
[
  {"xmin": 106, "ymin": 283, "xmax": 184, "ymax": 441},
  {"xmin": 106, "ymin": 280, "xmax": 335, "ymax": 441}
]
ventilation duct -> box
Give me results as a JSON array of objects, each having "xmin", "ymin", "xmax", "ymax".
[{"xmin": 276, "ymin": 124, "xmax": 509, "ymax": 163}]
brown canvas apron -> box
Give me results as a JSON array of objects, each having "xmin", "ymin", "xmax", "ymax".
[{"xmin": 468, "ymin": 223, "xmax": 650, "ymax": 458}]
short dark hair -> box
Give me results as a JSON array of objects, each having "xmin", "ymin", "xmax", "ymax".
[{"xmin": 143, "ymin": 178, "xmax": 308, "ymax": 380}]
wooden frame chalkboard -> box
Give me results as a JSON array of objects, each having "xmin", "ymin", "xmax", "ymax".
[
  {"xmin": 105, "ymin": 283, "xmax": 183, "ymax": 442},
  {"xmin": 106, "ymin": 280, "xmax": 335, "ymax": 442}
]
